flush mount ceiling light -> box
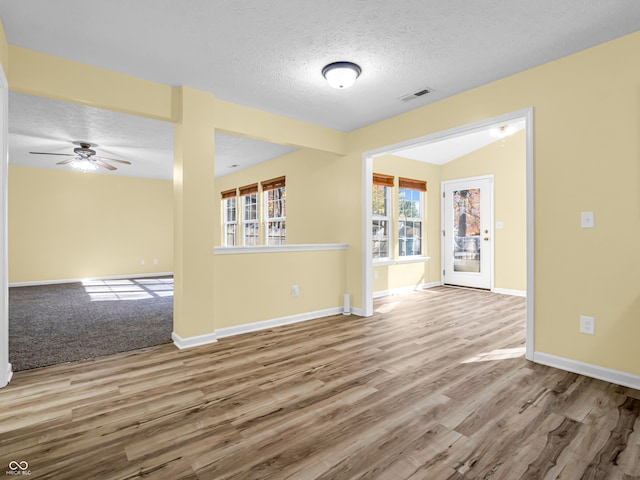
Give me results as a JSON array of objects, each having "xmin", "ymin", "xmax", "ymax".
[{"xmin": 322, "ymin": 61, "xmax": 361, "ymax": 89}]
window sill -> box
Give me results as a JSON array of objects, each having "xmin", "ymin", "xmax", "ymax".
[
  {"xmin": 372, "ymin": 256, "xmax": 431, "ymax": 266},
  {"xmin": 373, "ymin": 259, "xmax": 395, "ymax": 266},
  {"xmin": 396, "ymin": 256, "xmax": 430, "ymax": 264},
  {"xmin": 214, "ymin": 244, "xmax": 348, "ymax": 255}
]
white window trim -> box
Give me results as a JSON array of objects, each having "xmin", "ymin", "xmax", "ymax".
[
  {"xmin": 242, "ymin": 193, "xmax": 259, "ymax": 246},
  {"xmin": 372, "ymin": 184, "xmax": 391, "ymax": 261},
  {"xmin": 263, "ymin": 187, "xmax": 286, "ymax": 245},
  {"xmin": 398, "ymin": 189, "xmax": 424, "ymax": 258},
  {"xmin": 223, "ymin": 197, "xmax": 238, "ymax": 246},
  {"xmin": 395, "ymin": 255, "xmax": 430, "ymax": 264},
  {"xmin": 215, "ymin": 243, "xmax": 348, "ymax": 255}
]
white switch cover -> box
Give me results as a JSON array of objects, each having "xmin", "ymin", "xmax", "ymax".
[
  {"xmin": 496, "ymin": 221, "xmax": 504, "ymax": 230},
  {"xmin": 292, "ymin": 285, "xmax": 299, "ymax": 297},
  {"xmin": 580, "ymin": 315, "xmax": 595, "ymax": 335},
  {"xmin": 581, "ymin": 212, "xmax": 594, "ymax": 228}
]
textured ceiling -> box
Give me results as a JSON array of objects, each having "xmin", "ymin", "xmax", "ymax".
[
  {"xmin": 8, "ymin": 93, "xmax": 297, "ymax": 179},
  {"xmin": 1, "ymin": 1, "xmax": 640, "ymax": 132},
  {"xmin": 3, "ymin": 1, "xmax": 640, "ymax": 179}
]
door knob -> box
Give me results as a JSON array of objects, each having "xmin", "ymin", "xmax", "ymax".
[{"xmin": 483, "ymin": 237, "xmax": 489, "ymax": 241}]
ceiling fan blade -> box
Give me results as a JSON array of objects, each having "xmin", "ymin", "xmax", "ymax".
[
  {"xmin": 95, "ymin": 159, "xmax": 117, "ymax": 171},
  {"xmin": 30, "ymin": 152, "xmax": 75, "ymax": 157},
  {"xmin": 98, "ymin": 156, "xmax": 132, "ymax": 165},
  {"xmin": 56, "ymin": 158, "xmax": 75, "ymax": 165}
]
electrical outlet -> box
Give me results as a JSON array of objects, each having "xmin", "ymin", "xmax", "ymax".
[
  {"xmin": 374, "ymin": 270, "xmax": 379, "ymax": 280},
  {"xmin": 140, "ymin": 259, "xmax": 145, "ymax": 265},
  {"xmin": 580, "ymin": 315, "xmax": 595, "ymax": 335},
  {"xmin": 153, "ymin": 258, "xmax": 158, "ymax": 265},
  {"xmin": 581, "ymin": 212, "xmax": 594, "ymax": 228},
  {"xmin": 292, "ymin": 285, "xmax": 299, "ymax": 297}
]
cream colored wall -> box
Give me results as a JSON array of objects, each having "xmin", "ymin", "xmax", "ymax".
[
  {"xmin": 215, "ymin": 147, "xmax": 347, "ymax": 246},
  {"xmin": 371, "ymin": 155, "xmax": 441, "ymax": 293},
  {"xmin": 3, "ymin": 25, "xmax": 640, "ymax": 377},
  {"xmin": 8, "ymin": 166, "xmax": 173, "ymax": 283},
  {"xmin": 6, "ymin": 45, "xmax": 347, "ymax": 340},
  {"xmin": 10, "ymin": 46, "xmax": 174, "ymax": 122},
  {"xmin": 213, "ymin": 148, "xmax": 351, "ymax": 328},
  {"xmin": 348, "ymin": 32, "xmax": 640, "ymax": 375},
  {"xmin": 441, "ymin": 130, "xmax": 526, "ymax": 292},
  {"xmin": 215, "ymin": 249, "xmax": 346, "ymax": 329}
]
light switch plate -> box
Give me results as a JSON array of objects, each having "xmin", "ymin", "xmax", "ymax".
[
  {"xmin": 580, "ymin": 315, "xmax": 595, "ymax": 335},
  {"xmin": 581, "ymin": 211, "xmax": 594, "ymax": 228},
  {"xmin": 496, "ymin": 221, "xmax": 504, "ymax": 230}
]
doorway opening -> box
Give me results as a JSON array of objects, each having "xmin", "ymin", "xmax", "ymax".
[
  {"xmin": 442, "ymin": 175, "xmax": 493, "ymax": 290},
  {"xmin": 362, "ymin": 108, "xmax": 534, "ymax": 360}
]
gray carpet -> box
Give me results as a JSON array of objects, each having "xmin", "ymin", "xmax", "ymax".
[{"xmin": 9, "ymin": 276, "xmax": 173, "ymax": 371}]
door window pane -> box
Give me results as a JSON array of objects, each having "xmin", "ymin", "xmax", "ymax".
[{"xmin": 453, "ymin": 188, "xmax": 481, "ymax": 273}]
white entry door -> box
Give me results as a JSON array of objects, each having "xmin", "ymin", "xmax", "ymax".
[{"xmin": 442, "ymin": 177, "xmax": 493, "ymax": 289}]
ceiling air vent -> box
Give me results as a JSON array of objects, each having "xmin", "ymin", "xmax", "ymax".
[{"xmin": 398, "ymin": 88, "xmax": 433, "ymax": 102}]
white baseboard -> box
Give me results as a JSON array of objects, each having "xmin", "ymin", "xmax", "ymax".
[
  {"xmin": 1, "ymin": 363, "xmax": 12, "ymax": 388},
  {"xmin": 10, "ymin": 272, "xmax": 174, "ymax": 288},
  {"xmin": 216, "ymin": 307, "xmax": 343, "ymax": 339},
  {"xmin": 171, "ymin": 331, "xmax": 218, "ymax": 350},
  {"xmin": 350, "ymin": 307, "xmax": 365, "ymax": 316},
  {"xmin": 172, "ymin": 307, "xmax": 346, "ymax": 349},
  {"xmin": 493, "ymin": 288, "xmax": 527, "ymax": 297},
  {"xmin": 534, "ymin": 352, "xmax": 640, "ymax": 391},
  {"xmin": 373, "ymin": 281, "xmax": 442, "ymax": 299}
]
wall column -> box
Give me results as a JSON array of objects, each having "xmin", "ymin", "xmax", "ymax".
[{"xmin": 172, "ymin": 87, "xmax": 217, "ymax": 340}]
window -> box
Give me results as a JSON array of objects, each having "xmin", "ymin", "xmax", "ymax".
[
  {"xmin": 262, "ymin": 176, "xmax": 286, "ymax": 245},
  {"xmin": 221, "ymin": 189, "xmax": 237, "ymax": 246},
  {"xmin": 398, "ymin": 177, "xmax": 427, "ymax": 257},
  {"xmin": 240, "ymin": 183, "xmax": 259, "ymax": 246},
  {"xmin": 372, "ymin": 173, "xmax": 393, "ymax": 260}
]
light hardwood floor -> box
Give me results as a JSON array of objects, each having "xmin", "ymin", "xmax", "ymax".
[{"xmin": 1, "ymin": 287, "xmax": 639, "ymax": 479}]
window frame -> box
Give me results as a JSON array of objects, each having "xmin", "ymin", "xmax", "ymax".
[
  {"xmin": 241, "ymin": 191, "xmax": 259, "ymax": 247},
  {"xmin": 222, "ymin": 194, "xmax": 238, "ymax": 246},
  {"xmin": 263, "ymin": 181, "xmax": 286, "ymax": 246},
  {"xmin": 398, "ymin": 184, "xmax": 425, "ymax": 258},
  {"xmin": 372, "ymin": 173, "xmax": 394, "ymax": 261}
]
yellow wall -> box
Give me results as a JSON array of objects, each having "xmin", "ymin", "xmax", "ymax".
[
  {"xmin": 371, "ymin": 131, "xmax": 525, "ymax": 295},
  {"xmin": 213, "ymin": 149, "xmax": 350, "ymax": 329},
  {"xmin": 441, "ymin": 130, "xmax": 526, "ymax": 291},
  {"xmin": 5, "ymin": 44, "xmax": 348, "ymax": 340},
  {"xmin": 215, "ymin": 147, "xmax": 347, "ymax": 246},
  {"xmin": 10, "ymin": 46, "xmax": 174, "ymax": 122},
  {"xmin": 172, "ymin": 87, "xmax": 217, "ymax": 339},
  {"xmin": 371, "ymin": 155, "xmax": 441, "ymax": 293},
  {"xmin": 215, "ymin": 249, "xmax": 346, "ymax": 329},
  {"xmin": 349, "ymin": 32, "xmax": 640, "ymax": 375},
  {"xmin": 8, "ymin": 166, "xmax": 173, "ymax": 283},
  {"xmin": 3, "ymin": 25, "xmax": 640, "ymax": 377}
]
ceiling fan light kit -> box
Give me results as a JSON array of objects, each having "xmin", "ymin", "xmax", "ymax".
[
  {"xmin": 72, "ymin": 157, "xmax": 98, "ymax": 172},
  {"xmin": 29, "ymin": 141, "xmax": 133, "ymax": 173}
]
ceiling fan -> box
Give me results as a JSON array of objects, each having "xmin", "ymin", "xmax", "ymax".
[{"xmin": 29, "ymin": 141, "xmax": 132, "ymax": 172}]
